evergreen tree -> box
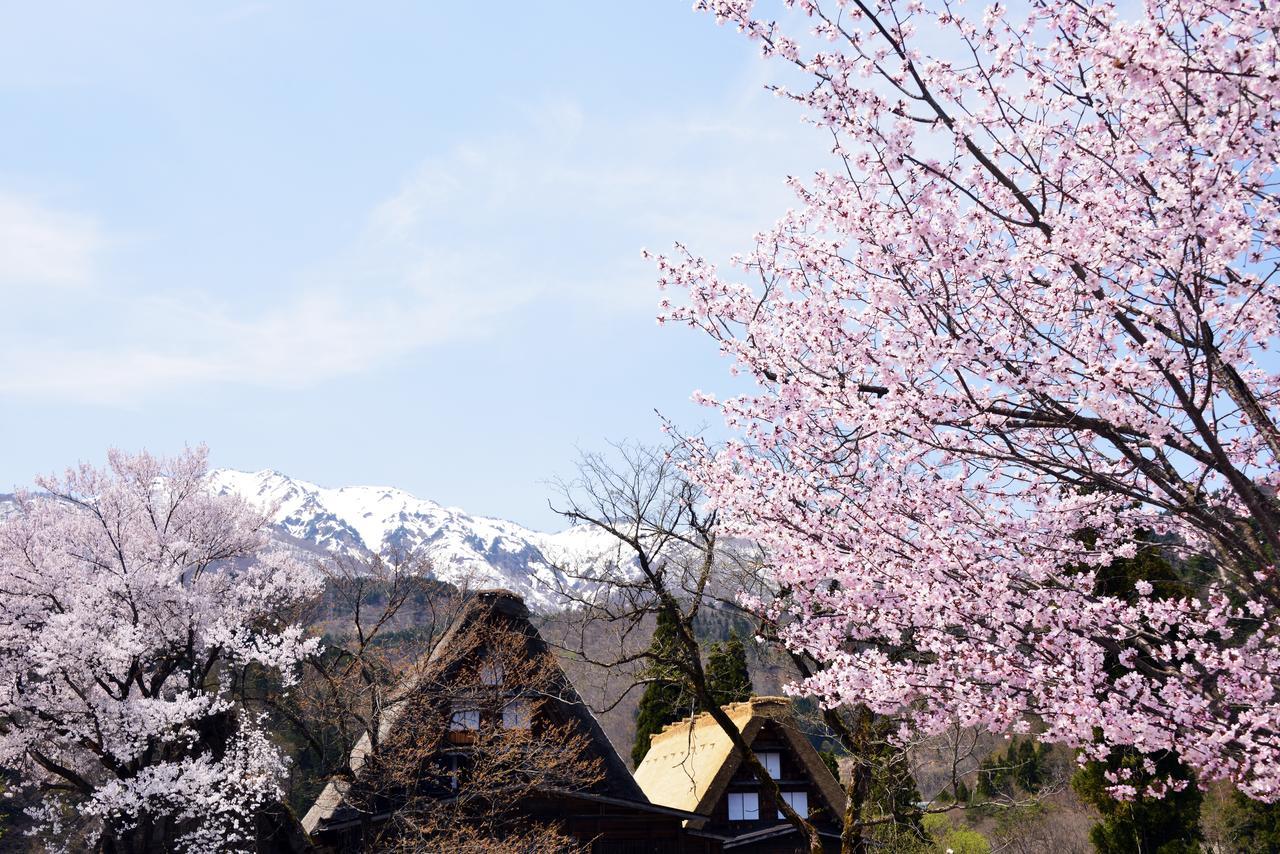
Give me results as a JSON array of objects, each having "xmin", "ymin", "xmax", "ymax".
[
  {"xmin": 817, "ymin": 747, "xmax": 841, "ymax": 782},
  {"xmin": 631, "ymin": 608, "xmax": 691, "ymax": 767},
  {"xmin": 975, "ymin": 752, "xmax": 1013, "ymax": 801},
  {"xmin": 1217, "ymin": 789, "xmax": 1280, "ymax": 851},
  {"xmin": 871, "ymin": 748, "xmax": 925, "ymax": 837},
  {"xmin": 866, "ymin": 718, "xmax": 926, "ymax": 840},
  {"xmin": 973, "ymin": 737, "xmax": 1048, "ymax": 804},
  {"xmin": 705, "ymin": 630, "xmax": 753, "ymax": 707},
  {"xmin": 1071, "ymin": 537, "xmax": 1202, "ymax": 852},
  {"xmin": 1014, "ymin": 740, "xmax": 1042, "ymax": 793},
  {"xmin": 1071, "ymin": 748, "xmax": 1201, "ymax": 854}
]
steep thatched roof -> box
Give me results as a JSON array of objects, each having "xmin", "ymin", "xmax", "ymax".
[
  {"xmin": 302, "ymin": 589, "xmax": 645, "ymax": 836},
  {"xmin": 632, "ymin": 696, "xmax": 845, "ymax": 826}
]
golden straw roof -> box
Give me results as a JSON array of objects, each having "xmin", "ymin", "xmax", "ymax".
[{"xmin": 632, "ymin": 696, "xmax": 845, "ymax": 825}]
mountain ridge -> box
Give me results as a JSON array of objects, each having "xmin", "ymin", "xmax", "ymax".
[{"xmin": 207, "ymin": 468, "xmax": 617, "ymax": 610}]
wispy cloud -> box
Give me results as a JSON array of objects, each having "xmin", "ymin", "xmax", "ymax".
[
  {"xmin": 0, "ymin": 90, "xmax": 824, "ymax": 404},
  {"xmin": 364, "ymin": 95, "xmax": 820, "ymax": 311},
  {"xmin": 0, "ymin": 192, "xmax": 104, "ymax": 291}
]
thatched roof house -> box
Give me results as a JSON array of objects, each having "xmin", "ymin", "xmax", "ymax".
[
  {"xmin": 634, "ymin": 697, "xmax": 845, "ymax": 853},
  {"xmin": 303, "ymin": 589, "xmax": 716, "ymax": 852}
]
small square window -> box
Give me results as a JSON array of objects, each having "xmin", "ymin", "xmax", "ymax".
[
  {"xmin": 759, "ymin": 752, "xmax": 781, "ymax": 779},
  {"xmin": 727, "ymin": 791, "xmax": 759, "ymax": 821},
  {"xmin": 480, "ymin": 661, "xmax": 504, "ymax": 686},
  {"xmin": 502, "ymin": 699, "xmax": 531, "ymax": 729},
  {"xmin": 778, "ymin": 790, "xmax": 809, "ymax": 819},
  {"xmin": 449, "ymin": 706, "xmax": 480, "ymax": 731}
]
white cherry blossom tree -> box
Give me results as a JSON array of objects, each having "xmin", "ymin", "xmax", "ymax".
[{"xmin": 0, "ymin": 447, "xmax": 320, "ymax": 852}]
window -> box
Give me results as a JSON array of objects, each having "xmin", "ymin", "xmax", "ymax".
[
  {"xmin": 446, "ymin": 754, "xmax": 461, "ymax": 790},
  {"xmin": 777, "ymin": 790, "xmax": 809, "ymax": 819},
  {"xmin": 502, "ymin": 699, "xmax": 531, "ymax": 729},
  {"xmin": 759, "ymin": 751, "xmax": 781, "ymax": 779},
  {"xmin": 449, "ymin": 705, "xmax": 480, "ymax": 730},
  {"xmin": 480, "ymin": 660, "xmax": 504, "ymax": 686},
  {"xmin": 727, "ymin": 791, "xmax": 759, "ymax": 821}
]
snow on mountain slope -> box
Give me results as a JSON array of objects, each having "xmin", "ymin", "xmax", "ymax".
[{"xmin": 206, "ymin": 469, "xmax": 621, "ymax": 610}]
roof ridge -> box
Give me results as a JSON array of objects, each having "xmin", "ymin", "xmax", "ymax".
[
  {"xmin": 651, "ymin": 695, "xmax": 792, "ymax": 739},
  {"xmin": 634, "ymin": 694, "xmax": 845, "ymax": 822}
]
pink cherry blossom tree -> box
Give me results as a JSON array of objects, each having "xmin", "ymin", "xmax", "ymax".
[
  {"xmin": 657, "ymin": 0, "xmax": 1280, "ymax": 800},
  {"xmin": 0, "ymin": 447, "xmax": 321, "ymax": 851}
]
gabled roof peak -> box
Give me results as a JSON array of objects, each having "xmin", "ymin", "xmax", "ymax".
[
  {"xmin": 471, "ymin": 588, "xmax": 529, "ymax": 618},
  {"xmin": 655, "ymin": 695, "xmax": 792, "ymax": 738},
  {"xmin": 722, "ymin": 695, "xmax": 789, "ymax": 715},
  {"xmin": 634, "ymin": 696, "xmax": 846, "ymax": 824}
]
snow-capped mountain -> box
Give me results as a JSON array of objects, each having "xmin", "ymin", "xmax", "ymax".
[{"xmin": 206, "ymin": 469, "xmax": 621, "ymax": 611}]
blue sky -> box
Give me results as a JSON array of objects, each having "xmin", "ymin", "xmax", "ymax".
[{"xmin": 0, "ymin": 2, "xmax": 829, "ymax": 530}]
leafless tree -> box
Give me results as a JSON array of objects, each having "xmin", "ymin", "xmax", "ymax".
[
  {"xmin": 238, "ymin": 548, "xmax": 467, "ymax": 809},
  {"xmin": 545, "ymin": 442, "xmax": 861, "ymax": 853},
  {"xmin": 355, "ymin": 616, "xmax": 603, "ymax": 852},
  {"xmin": 545, "ymin": 441, "xmax": 1059, "ymax": 854}
]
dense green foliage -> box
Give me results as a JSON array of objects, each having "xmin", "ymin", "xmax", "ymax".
[
  {"xmin": 705, "ymin": 630, "xmax": 753, "ymax": 708},
  {"xmin": 1203, "ymin": 786, "xmax": 1280, "ymax": 851},
  {"xmin": 869, "ymin": 723, "xmax": 926, "ymax": 836},
  {"xmin": 922, "ymin": 814, "xmax": 990, "ymax": 854},
  {"xmin": 631, "ymin": 609, "xmax": 693, "ymax": 767},
  {"xmin": 631, "ymin": 613, "xmax": 762, "ymax": 766},
  {"xmin": 1072, "ymin": 748, "xmax": 1202, "ymax": 854},
  {"xmin": 973, "ymin": 738, "xmax": 1051, "ymax": 802},
  {"xmin": 1070, "ymin": 537, "xmax": 1202, "ymax": 853}
]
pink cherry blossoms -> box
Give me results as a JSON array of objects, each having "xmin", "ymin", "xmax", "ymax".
[
  {"xmin": 0, "ymin": 447, "xmax": 321, "ymax": 850},
  {"xmin": 658, "ymin": 1, "xmax": 1280, "ymax": 798}
]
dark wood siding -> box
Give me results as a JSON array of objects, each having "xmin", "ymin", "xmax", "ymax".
[{"xmin": 696, "ymin": 721, "xmax": 838, "ymax": 853}]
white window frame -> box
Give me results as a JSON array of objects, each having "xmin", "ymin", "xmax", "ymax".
[
  {"xmin": 777, "ymin": 790, "xmax": 809, "ymax": 819},
  {"xmin": 727, "ymin": 791, "xmax": 760, "ymax": 821},
  {"xmin": 502, "ymin": 698, "xmax": 531, "ymax": 730},
  {"xmin": 759, "ymin": 751, "xmax": 781, "ymax": 780}
]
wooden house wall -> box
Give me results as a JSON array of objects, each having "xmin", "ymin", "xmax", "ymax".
[
  {"xmin": 698, "ymin": 721, "xmax": 840, "ymax": 853},
  {"xmin": 306, "ymin": 594, "xmax": 716, "ymax": 852},
  {"xmin": 523, "ymin": 793, "xmax": 721, "ymax": 854}
]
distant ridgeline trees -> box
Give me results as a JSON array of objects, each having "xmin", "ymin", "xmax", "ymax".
[
  {"xmin": 974, "ymin": 738, "xmax": 1054, "ymax": 803},
  {"xmin": 631, "ymin": 613, "xmax": 754, "ymax": 766}
]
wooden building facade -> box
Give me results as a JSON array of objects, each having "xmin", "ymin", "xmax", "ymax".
[
  {"xmin": 633, "ymin": 698, "xmax": 845, "ymax": 853},
  {"xmin": 301, "ymin": 589, "xmax": 718, "ymax": 853}
]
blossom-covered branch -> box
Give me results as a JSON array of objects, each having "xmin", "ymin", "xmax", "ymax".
[
  {"xmin": 659, "ymin": 0, "xmax": 1280, "ymax": 799},
  {"xmin": 0, "ymin": 447, "xmax": 321, "ymax": 851}
]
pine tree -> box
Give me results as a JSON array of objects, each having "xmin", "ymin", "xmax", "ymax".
[
  {"xmin": 1072, "ymin": 748, "xmax": 1201, "ymax": 854},
  {"xmin": 705, "ymin": 630, "xmax": 753, "ymax": 708},
  {"xmin": 631, "ymin": 608, "xmax": 691, "ymax": 767},
  {"xmin": 818, "ymin": 747, "xmax": 841, "ymax": 782},
  {"xmin": 973, "ymin": 737, "xmax": 1048, "ymax": 805},
  {"xmin": 1071, "ymin": 537, "xmax": 1202, "ymax": 853},
  {"xmin": 975, "ymin": 753, "xmax": 1012, "ymax": 801},
  {"xmin": 1216, "ymin": 789, "xmax": 1280, "ymax": 851},
  {"xmin": 861, "ymin": 717, "xmax": 926, "ymax": 842},
  {"xmin": 1014, "ymin": 740, "xmax": 1041, "ymax": 793},
  {"xmin": 871, "ymin": 745, "xmax": 925, "ymax": 837}
]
